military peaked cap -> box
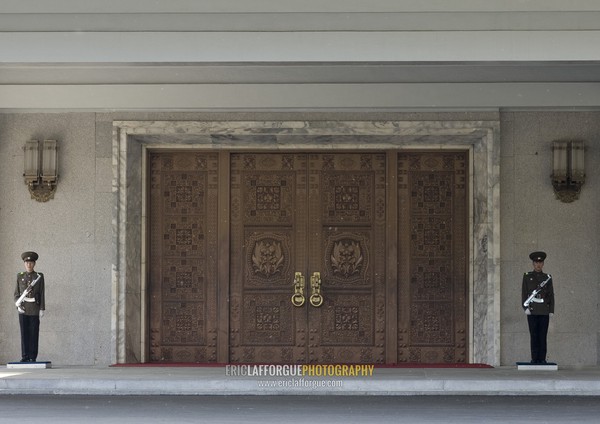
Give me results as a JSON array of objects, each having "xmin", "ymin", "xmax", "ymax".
[
  {"xmin": 21, "ymin": 251, "xmax": 39, "ymax": 262},
  {"xmin": 529, "ymin": 251, "xmax": 546, "ymax": 262}
]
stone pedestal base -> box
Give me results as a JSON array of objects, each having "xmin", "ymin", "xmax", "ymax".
[
  {"xmin": 516, "ymin": 361, "xmax": 558, "ymax": 371},
  {"xmin": 7, "ymin": 361, "xmax": 52, "ymax": 369}
]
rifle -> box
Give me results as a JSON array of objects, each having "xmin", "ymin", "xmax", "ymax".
[
  {"xmin": 15, "ymin": 274, "xmax": 42, "ymax": 314},
  {"xmin": 523, "ymin": 274, "xmax": 552, "ymax": 308}
]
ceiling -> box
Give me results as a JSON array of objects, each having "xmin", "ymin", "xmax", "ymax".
[{"xmin": 2, "ymin": 3, "xmax": 599, "ymax": 110}]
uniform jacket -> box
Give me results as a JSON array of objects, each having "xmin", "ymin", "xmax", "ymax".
[
  {"xmin": 521, "ymin": 271, "xmax": 554, "ymax": 315},
  {"xmin": 14, "ymin": 271, "xmax": 45, "ymax": 316}
]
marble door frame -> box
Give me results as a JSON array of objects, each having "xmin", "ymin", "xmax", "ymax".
[{"xmin": 111, "ymin": 120, "xmax": 500, "ymax": 365}]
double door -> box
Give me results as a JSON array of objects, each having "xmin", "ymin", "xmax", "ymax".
[
  {"xmin": 148, "ymin": 150, "xmax": 468, "ymax": 364},
  {"xmin": 229, "ymin": 153, "xmax": 387, "ymax": 363}
]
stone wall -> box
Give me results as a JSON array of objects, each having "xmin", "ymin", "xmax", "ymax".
[
  {"xmin": 0, "ymin": 113, "xmax": 112, "ymax": 365},
  {"xmin": 500, "ymin": 111, "xmax": 600, "ymax": 366},
  {"xmin": 0, "ymin": 111, "xmax": 598, "ymax": 366}
]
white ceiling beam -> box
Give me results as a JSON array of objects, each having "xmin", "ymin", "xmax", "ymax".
[
  {"xmin": 1, "ymin": 83, "xmax": 599, "ymax": 111},
  {"xmin": 2, "ymin": 31, "xmax": 600, "ymax": 63},
  {"xmin": 2, "ymin": 12, "xmax": 600, "ymax": 32},
  {"xmin": 3, "ymin": 0, "xmax": 600, "ymax": 13},
  {"xmin": 2, "ymin": 62, "xmax": 600, "ymax": 85}
]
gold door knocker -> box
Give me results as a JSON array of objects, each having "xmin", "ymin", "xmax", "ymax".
[
  {"xmin": 309, "ymin": 272, "xmax": 323, "ymax": 307},
  {"xmin": 291, "ymin": 272, "xmax": 306, "ymax": 307}
]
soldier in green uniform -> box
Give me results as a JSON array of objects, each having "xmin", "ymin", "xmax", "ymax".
[
  {"xmin": 14, "ymin": 251, "xmax": 45, "ymax": 362},
  {"xmin": 521, "ymin": 251, "xmax": 554, "ymax": 364}
]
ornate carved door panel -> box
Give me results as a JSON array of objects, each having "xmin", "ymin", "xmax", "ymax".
[
  {"xmin": 229, "ymin": 153, "xmax": 308, "ymax": 363},
  {"xmin": 307, "ymin": 153, "xmax": 387, "ymax": 363},
  {"xmin": 147, "ymin": 150, "xmax": 469, "ymax": 364},
  {"xmin": 148, "ymin": 152, "xmax": 220, "ymax": 362},
  {"xmin": 397, "ymin": 152, "xmax": 468, "ymax": 363},
  {"xmin": 229, "ymin": 153, "xmax": 387, "ymax": 364}
]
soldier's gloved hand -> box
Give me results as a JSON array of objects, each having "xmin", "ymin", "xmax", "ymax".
[
  {"xmin": 525, "ymin": 309, "xmax": 531, "ymax": 315},
  {"xmin": 549, "ymin": 313, "xmax": 554, "ymax": 317},
  {"xmin": 39, "ymin": 310, "xmax": 44, "ymax": 318}
]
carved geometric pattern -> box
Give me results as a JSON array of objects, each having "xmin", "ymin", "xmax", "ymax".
[
  {"xmin": 161, "ymin": 302, "xmax": 205, "ymax": 345},
  {"xmin": 410, "ymin": 302, "xmax": 453, "ymax": 345},
  {"xmin": 163, "ymin": 216, "xmax": 204, "ymax": 257},
  {"xmin": 242, "ymin": 295, "xmax": 293, "ymax": 345},
  {"xmin": 322, "ymin": 172, "xmax": 373, "ymax": 224},
  {"xmin": 335, "ymin": 185, "xmax": 359, "ymax": 211},
  {"xmin": 411, "ymin": 216, "xmax": 451, "ymax": 257},
  {"xmin": 161, "ymin": 259, "xmax": 205, "ymax": 301},
  {"xmin": 320, "ymin": 294, "xmax": 373, "ymax": 346},
  {"xmin": 153, "ymin": 347, "xmax": 212, "ymax": 363},
  {"xmin": 256, "ymin": 186, "xmax": 281, "ymax": 210},
  {"xmin": 335, "ymin": 306, "xmax": 360, "ymax": 331},
  {"xmin": 243, "ymin": 173, "xmax": 295, "ymax": 225},
  {"xmin": 411, "ymin": 259, "xmax": 452, "ymax": 302},
  {"xmin": 162, "ymin": 172, "xmax": 206, "ymax": 215},
  {"xmin": 412, "ymin": 173, "xmax": 453, "ymax": 215},
  {"xmin": 398, "ymin": 152, "xmax": 468, "ymax": 363},
  {"xmin": 175, "ymin": 272, "xmax": 193, "ymax": 289},
  {"xmin": 407, "ymin": 347, "xmax": 463, "ymax": 364},
  {"xmin": 149, "ymin": 152, "xmax": 219, "ymax": 363},
  {"xmin": 256, "ymin": 306, "xmax": 282, "ymax": 331}
]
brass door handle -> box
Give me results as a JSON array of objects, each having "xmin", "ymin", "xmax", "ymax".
[
  {"xmin": 291, "ymin": 272, "xmax": 305, "ymax": 307},
  {"xmin": 309, "ymin": 272, "xmax": 323, "ymax": 307}
]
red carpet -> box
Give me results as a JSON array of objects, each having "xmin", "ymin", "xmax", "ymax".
[
  {"xmin": 111, "ymin": 362, "xmax": 492, "ymax": 368},
  {"xmin": 376, "ymin": 363, "xmax": 493, "ymax": 368}
]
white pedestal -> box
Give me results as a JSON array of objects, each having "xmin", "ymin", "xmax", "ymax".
[
  {"xmin": 516, "ymin": 362, "xmax": 558, "ymax": 371},
  {"xmin": 7, "ymin": 361, "xmax": 52, "ymax": 369}
]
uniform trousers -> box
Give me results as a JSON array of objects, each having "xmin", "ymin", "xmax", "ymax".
[
  {"xmin": 18, "ymin": 314, "xmax": 40, "ymax": 362},
  {"xmin": 527, "ymin": 314, "xmax": 550, "ymax": 363}
]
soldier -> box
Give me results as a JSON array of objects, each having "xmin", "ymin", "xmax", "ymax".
[
  {"xmin": 522, "ymin": 251, "xmax": 554, "ymax": 364},
  {"xmin": 14, "ymin": 251, "xmax": 45, "ymax": 362}
]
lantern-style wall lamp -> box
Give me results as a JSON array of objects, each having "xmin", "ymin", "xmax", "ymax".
[
  {"xmin": 551, "ymin": 140, "xmax": 585, "ymax": 203},
  {"xmin": 23, "ymin": 140, "xmax": 58, "ymax": 202}
]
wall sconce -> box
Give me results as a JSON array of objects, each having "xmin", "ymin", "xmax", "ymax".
[
  {"xmin": 23, "ymin": 140, "xmax": 58, "ymax": 202},
  {"xmin": 552, "ymin": 140, "xmax": 585, "ymax": 203}
]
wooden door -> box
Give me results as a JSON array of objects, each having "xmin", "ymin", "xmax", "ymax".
[
  {"xmin": 229, "ymin": 153, "xmax": 387, "ymax": 363},
  {"xmin": 146, "ymin": 150, "xmax": 470, "ymax": 365},
  {"xmin": 148, "ymin": 152, "xmax": 220, "ymax": 362},
  {"xmin": 397, "ymin": 152, "xmax": 468, "ymax": 363}
]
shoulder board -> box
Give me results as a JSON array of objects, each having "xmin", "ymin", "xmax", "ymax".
[{"xmin": 18, "ymin": 272, "xmax": 25, "ymax": 275}]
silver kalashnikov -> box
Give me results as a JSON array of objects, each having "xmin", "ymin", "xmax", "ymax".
[
  {"xmin": 523, "ymin": 274, "xmax": 552, "ymax": 308},
  {"xmin": 15, "ymin": 273, "xmax": 42, "ymax": 313}
]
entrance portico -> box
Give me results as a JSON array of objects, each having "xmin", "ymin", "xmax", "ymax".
[{"xmin": 112, "ymin": 119, "xmax": 500, "ymax": 366}]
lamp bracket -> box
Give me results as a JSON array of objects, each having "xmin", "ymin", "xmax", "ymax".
[
  {"xmin": 551, "ymin": 181, "xmax": 583, "ymax": 203},
  {"xmin": 28, "ymin": 182, "xmax": 57, "ymax": 202}
]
